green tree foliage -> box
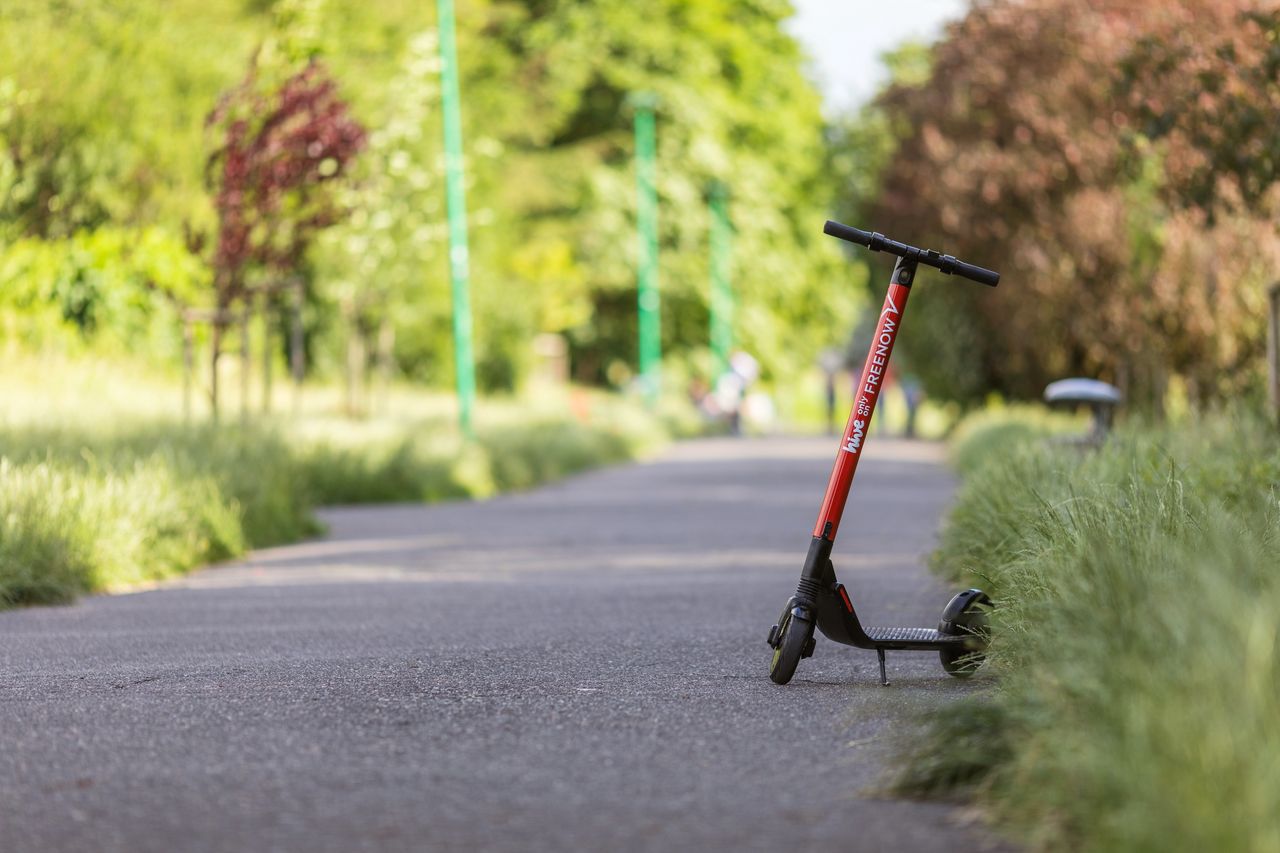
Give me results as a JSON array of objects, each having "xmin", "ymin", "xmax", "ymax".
[
  {"xmin": 842, "ymin": 0, "xmax": 1280, "ymax": 407},
  {"xmin": 0, "ymin": 228, "xmax": 203, "ymax": 355},
  {"xmin": 487, "ymin": 0, "xmax": 847, "ymax": 386},
  {"xmin": 315, "ymin": 31, "xmax": 450, "ymax": 391},
  {"xmin": 0, "ymin": 1, "xmax": 252, "ymax": 239},
  {"xmin": 0, "ymin": 0, "xmax": 840, "ymax": 393},
  {"xmin": 0, "ymin": 0, "xmax": 250, "ymax": 360}
]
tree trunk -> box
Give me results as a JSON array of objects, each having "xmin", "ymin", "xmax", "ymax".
[
  {"xmin": 343, "ymin": 302, "xmax": 355, "ymax": 416},
  {"xmin": 261, "ymin": 292, "xmax": 273, "ymax": 415},
  {"xmin": 375, "ymin": 318, "xmax": 395, "ymax": 416},
  {"xmin": 240, "ymin": 305, "xmax": 251, "ymax": 423},
  {"xmin": 290, "ymin": 280, "xmax": 305, "ymax": 413},
  {"xmin": 343, "ymin": 301, "xmax": 366, "ymax": 418},
  {"xmin": 182, "ymin": 318, "xmax": 194, "ymax": 423},
  {"xmin": 210, "ymin": 320, "xmax": 223, "ymax": 422}
]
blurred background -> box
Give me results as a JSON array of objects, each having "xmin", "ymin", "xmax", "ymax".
[
  {"xmin": 0, "ymin": 0, "xmax": 1278, "ymax": 599},
  {"xmin": 4, "ymin": 0, "xmax": 1277, "ymax": 425},
  {"xmin": 5, "ymin": 6, "xmax": 1280, "ymax": 846}
]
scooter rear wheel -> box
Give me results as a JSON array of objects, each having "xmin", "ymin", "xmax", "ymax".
[
  {"xmin": 940, "ymin": 645, "xmax": 983, "ymax": 677},
  {"xmin": 768, "ymin": 612, "xmax": 812, "ymax": 685}
]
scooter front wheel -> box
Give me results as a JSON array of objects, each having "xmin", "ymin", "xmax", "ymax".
[{"xmin": 768, "ymin": 612, "xmax": 813, "ymax": 685}]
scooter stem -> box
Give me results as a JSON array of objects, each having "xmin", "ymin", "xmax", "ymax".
[{"xmin": 811, "ymin": 256, "xmax": 916, "ymax": 542}]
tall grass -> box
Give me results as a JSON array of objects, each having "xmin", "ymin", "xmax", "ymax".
[
  {"xmin": 0, "ymin": 359, "xmax": 695, "ymax": 608},
  {"xmin": 947, "ymin": 402, "xmax": 1084, "ymax": 475},
  {"xmin": 0, "ymin": 458, "xmax": 245, "ymax": 604},
  {"xmin": 897, "ymin": 411, "xmax": 1280, "ymax": 851}
]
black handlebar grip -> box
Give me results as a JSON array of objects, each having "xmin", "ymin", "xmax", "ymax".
[
  {"xmin": 823, "ymin": 220, "xmax": 873, "ymax": 247},
  {"xmin": 825, "ymin": 219, "xmax": 1000, "ymax": 286},
  {"xmin": 940, "ymin": 255, "xmax": 1000, "ymax": 287}
]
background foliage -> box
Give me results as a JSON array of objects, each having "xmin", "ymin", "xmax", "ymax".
[
  {"xmin": 0, "ymin": 0, "xmax": 844, "ymax": 395},
  {"xmin": 6, "ymin": 0, "xmax": 1276, "ymax": 410},
  {"xmin": 829, "ymin": 0, "xmax": 1280, "ymax": 408}
]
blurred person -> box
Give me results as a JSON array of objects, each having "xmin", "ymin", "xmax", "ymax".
[
  {"xmin": 818, "ymin": 348, "xmax": 842, "ymax": 436},
  {"xmin": 687, "ymin": 375, "xmax": 721, "ymax": 423},
  {"xmin": 900, "ymin": 374, "xmax": 924, "ymax": 438},
  {"xmin": 843, "ymin": 311, "xmax": 877, "ymax": 400},
  {"xmin": 714, "ymin": 351, "xmax": 759, "ymax": 435}
]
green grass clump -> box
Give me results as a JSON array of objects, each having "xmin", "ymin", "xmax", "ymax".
[
  {"xmin": 0, "ymin": 424, "xmax": 318, "ymax": 548},
  {"xmin": 947, "ymin": 402, "xmax": 1083, "ymax": 475},
  {"xmin": 0, "ymin": 424, "xmax": 313, "ymax": 605},
  {"xmin": 898, "ymin": 410, "xmax": 1280, "ymax": 851},
  {"xmin": 294, "ymin": 420, "xmax": 636, "ymax": 504},
  {"xmin": 0, "ymin": 458, "xmax": 243, "ymax": 604},
  {"xmin": 0, "ymin": 381, "xmax": 689, "ymax": 607}
]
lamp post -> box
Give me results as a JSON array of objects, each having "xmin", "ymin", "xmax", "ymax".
[
  {"xmin": 708, "ymin": 181, "xmax": 733, "ymax": 377},
  {"xmin": 633, "ymin": 93, "xmax": 661, "ymax": 404},
  {"xmin": 437, "ymin": 0, "xmax": 476, "ymax": 435}
]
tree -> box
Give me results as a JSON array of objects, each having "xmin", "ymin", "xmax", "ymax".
[
  {"xmin": 205, "ymin": 58, "xmax": 365, "ymax": 415},
  {"xmin": 315, "ymin": 30, "xmax": 447, "ymax": 412},
  {"xmin": 0, "ymin": 0, "xmax": 254, "ymax": 242},
  {"xmin": 855, "ymin": 0, "xmax": 1280, "ymax": 407},
  {"xmin": 2, "ymin": 0, "xmax": 844, "ymax": 397},
  {"xmin": 1121, "ymin": 6, "xmax": 1280, "ymax": 217},
  {"xmin": 479, "ymin": 0, "xmax": 847, "ymax": 386},
  {"xmin": 1120, "ymin": 5, "xmax": 1280, "ymax": 404}
]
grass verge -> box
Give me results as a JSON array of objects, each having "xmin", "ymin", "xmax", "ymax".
[
  {"xmin": 0, "ymin": 373, "xmax": 698, "ymax": 608},
  {"xmin": 894, "ymin": 409, "xmax": 1280, "ymax": 851}
]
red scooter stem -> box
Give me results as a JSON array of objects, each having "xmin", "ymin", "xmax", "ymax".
[{"xmin": 812, "ymin": 261, "xmax": 914, "ymax": 540}]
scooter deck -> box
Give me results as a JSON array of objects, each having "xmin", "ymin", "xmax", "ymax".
[
  {"xmin": 863, "ymin": 625, "xmax": 963, "ymax": 650},
  {"xmin": 815, "ymin": 581, "xmax": 969, "ymax": 651}
]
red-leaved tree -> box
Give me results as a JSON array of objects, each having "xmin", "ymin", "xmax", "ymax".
[
  {"xmin": 204, "ymin": 59, "xmax": 366, "ymax": 414},
  {"xmin": 865, "ymin": 0, "xmax": 1280, "ymax": 407}
]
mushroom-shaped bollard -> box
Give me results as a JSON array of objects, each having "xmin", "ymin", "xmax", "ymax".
[{"xmin": 1044, "ymin": 378, "xmax": 1123, "ymax": 444}]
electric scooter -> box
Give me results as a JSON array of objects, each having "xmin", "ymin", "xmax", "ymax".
[{"xmin": 767, "ymin": 221, "xmax": 1000, "ymax": 686}]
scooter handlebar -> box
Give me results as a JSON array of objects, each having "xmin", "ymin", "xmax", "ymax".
[
  {"xmin": 822, "ymin": 220, "xmax": 875, "ymax": 247},
  {"xmin": 823, "ymin": 220, "xmax": 1000, "ymax": 287},
  {"xmin": 937, "ymin": 256, "xmax": 1000, "ymax": 288}
]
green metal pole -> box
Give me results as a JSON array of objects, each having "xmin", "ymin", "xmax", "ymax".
[
  {"xmin": 633, "ymin": 95, "xmax": 661, "ymax": 404},
  {"xmin": 437, "ymin": 0, "xmax": 476, "ymax": 436},
  {"xmin": 708, "ymin": 182, "xmax": 733, "ymax": 376}
]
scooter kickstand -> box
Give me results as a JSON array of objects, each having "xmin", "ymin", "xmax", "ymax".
[{"xmin": 877, "ymin": 648, "xmax": 889, "ymax": 686}]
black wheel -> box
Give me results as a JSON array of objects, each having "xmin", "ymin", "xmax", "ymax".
[
  {"xmin": 937, "ymin": 589, "xmax": 991, "ymax": 678},
  {"xmin": 940, "ymin": 645, "xmax": 984, "ymax": 677},
  {"xmin": 768, "ymin": 612, "xmax": 813, "ymax": 685}
]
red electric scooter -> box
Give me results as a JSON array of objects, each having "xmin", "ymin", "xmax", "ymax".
[{"xmin": 767, "ymin": 221, "xmax": 1000, "ymax": 686}]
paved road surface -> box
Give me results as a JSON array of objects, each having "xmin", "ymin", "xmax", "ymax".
[{"xmin": 0, "ymin": 437, "xmax": 1006, "ymax": 852}]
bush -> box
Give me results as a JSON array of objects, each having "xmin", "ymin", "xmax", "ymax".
[{"xmin": 898, "ymin": 410, "xmax": 1280, "ymax": 851}]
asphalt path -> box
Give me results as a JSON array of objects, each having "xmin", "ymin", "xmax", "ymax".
[{"xmin": 0, "ymin": 437, "xmax": 1007, "ymax": 852}]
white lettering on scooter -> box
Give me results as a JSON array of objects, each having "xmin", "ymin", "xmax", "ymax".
[
  {"xmin": 844, "ymin": 291, "xmax": 902, "ymax": 455},
  {"xmin": 844, "ymin": 418, "xmax": 866, "ymax": 454}
]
